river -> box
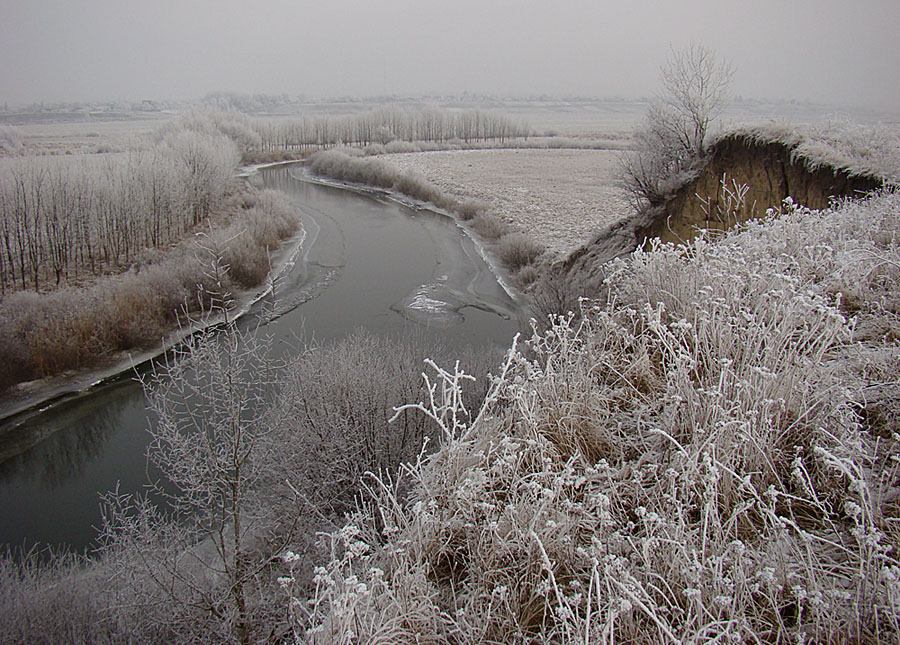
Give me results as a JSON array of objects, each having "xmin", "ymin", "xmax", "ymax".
[{"xmin": 0, "ymin": 165, "xmax": 527, "ymax": 553}]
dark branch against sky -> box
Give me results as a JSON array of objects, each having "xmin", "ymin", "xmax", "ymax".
[{"xmin": 1, "ymin": 0, "xmax": 898, "ymax": 109}]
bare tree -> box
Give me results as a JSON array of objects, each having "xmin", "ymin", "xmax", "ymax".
[
  {"xmin": 622, "ymin": 43, "xmax": 734, "ymax": 206},
  {"xmin": 99, "ymin": 270, "xmax": 299, "ymax": 643},
  {"xmin": 657, "ymin": 42, "xmax": 734, "ymax": 159}
]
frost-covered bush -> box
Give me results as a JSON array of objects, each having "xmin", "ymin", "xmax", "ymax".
[
  {"xmin": 496, "ymin": 232, "xmax": 545, "ymax": 270},
  {"xmin": 291, "ymin": 191, "xmax": 900, "ymax": 642},
  {"xmin": 310, "ymin": 149, "xmax": 475, "ymax": 217},
  {"xmin": 0, "ymin": 549, "xmax": 112, "ymax": 643},
  {"xmin": 272, "ymin": 333, "xmax": 500, "ymax": 522},
  {"xmin": 309, "ymin": 149, "xmax": 398, "ymax": 190},
  {"xmin": 0, "ymin": 331, "xmax": 502, "ymax": 642},
  {"xmin": 469, "ymin": 213, "xmax": 509, "ymax": 241},
  {"xmin": 0, "ymin": 126, "xmax": 23, "ymax": 157},
  {"xmin": 217, "ymin": 189, "xmax": 300, "ymax": 288},
  {"xmin": 455, "ymin": 198, "xmax": 489, "ymax": 221},
  {"xmin": 158, "ymin": 107, "xmax": 262, "ymax": 154}
]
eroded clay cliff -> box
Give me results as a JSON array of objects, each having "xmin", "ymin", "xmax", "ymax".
[
  {"xmin": 639, "ymin": 135, "xmax": 884, "ymax": 245},
  {"xmin": 557, "ymin": 134, "xmax": 886, "ymax": 290}
]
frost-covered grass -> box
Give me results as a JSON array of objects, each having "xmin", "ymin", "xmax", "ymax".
[
  {"xmin": 0, "ymin": 332, "xmax": 502, "ymax": 643},
  {"xmin": 725, "ymin": 119, "xmax": 900, "ymax": 185},
  {"xmin": 288, "ymin": 191, "xmax": 900, "ymax": 642}
]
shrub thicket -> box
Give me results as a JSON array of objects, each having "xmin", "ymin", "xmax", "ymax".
[
  {"xmin": 469, "ymin": 212, "xmax": 509, "ymax": 241},
  {"xmin": 0, "ymin": 130, "xmax": 239, "ymax": 294},
  {"xmin": 496, "ymin": 232, "xmax": 545, "ymax": 270},
  {"xmin": 0, "ymin": 126, "xmax": 23, "ymax": 157}
]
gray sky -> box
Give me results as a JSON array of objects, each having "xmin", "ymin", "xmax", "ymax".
[{"xmin": 2, "ymin": 0, "xmax": 898, "ymax": 109}]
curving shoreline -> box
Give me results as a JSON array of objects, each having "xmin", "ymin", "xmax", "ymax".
[
  {"xmin": 0, "ymin": 158, "xmax": 529, "ymax": 426},
  {"xmin": 292, "ymin": 164, "xmax": 522, "ymax": 302},
  {"xmin": 0, "ymin": 162, "xmax": 308, "ymax": 425},
  {"xmin": 382, "ymin": 148, "xmax": 631, "ymax": 257}
]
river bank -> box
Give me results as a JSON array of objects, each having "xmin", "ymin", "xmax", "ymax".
[
  {"xmin": 0, "ymin": 172, "xmax": 305, "ymax": 424},
  {"xmin": 293, "ymin": 164, "xmax": 523, "ymax": 303},
  {"xmin": 382, "ymin": 148, "xmax": 633, "ymax": 258},
  {"xmin": 0, "ymin": 164, "xmax": 526, "ymax": 554}
]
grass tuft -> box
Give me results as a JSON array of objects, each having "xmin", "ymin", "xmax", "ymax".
[{"xmin": 496, "ymin": 232, "xmax": 545, "ymax": 270}]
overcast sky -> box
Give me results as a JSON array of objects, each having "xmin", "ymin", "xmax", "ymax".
[{"xmin": 2, "ymin": 0, "xmax": 898, "ymax": 109}]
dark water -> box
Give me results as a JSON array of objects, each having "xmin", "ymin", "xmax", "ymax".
[{"xmin": 0, "ymin": 165, "xmax": 526, "ymax": 553}]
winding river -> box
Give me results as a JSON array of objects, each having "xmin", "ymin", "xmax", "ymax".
[{"xmin": 0, "ymin": 165, "xmax": 527, "ymax": 553}]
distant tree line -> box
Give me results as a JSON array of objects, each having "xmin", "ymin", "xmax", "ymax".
[
  {"xmin": 252, "ymin": 108, "xmax": 530, "ymax": 151},
  {"xmin": 0, "ymin": 106, "xmax": 528, "ymax": 295}
]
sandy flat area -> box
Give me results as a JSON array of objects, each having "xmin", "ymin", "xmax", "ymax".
[{"xmin": 384, "ymin": 149, "xmax": 633, "ymax": 257}]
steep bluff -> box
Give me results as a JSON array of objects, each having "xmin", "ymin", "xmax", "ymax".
[
  {"xmin": 558, "ymin": 134, "xmax": 886, "ymax": 287},
  {"xmin": 640, "ymin": 135, "xmax": 884, "ymax": 245}
]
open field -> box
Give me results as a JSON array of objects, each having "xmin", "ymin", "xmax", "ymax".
[
  {"xmin": 385, "ymin": 149, "xmax": 632, "ymax": 257},
  {"xmin": 3, "ymin": 116, "xmax": 175, "ymax": 156}
]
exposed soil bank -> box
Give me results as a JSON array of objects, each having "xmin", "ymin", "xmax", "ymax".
[
  {"xmin": 559, "ymin": 135, "xmax": 888, "ymax": 287},
  {"xmin": 642, "ymin": 134, "xmax": 886, "ymax": 245}
]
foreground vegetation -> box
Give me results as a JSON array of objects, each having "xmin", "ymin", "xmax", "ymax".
[
  {"xmin": 2, "ymin": 188, "xmax": 896, "ymax": 642},
  {"xmin": 288, "ymin": 191, "xmax": 900, "ymax": 642},
  {"xmin": 0, "ymin": 331, "xmax": 501, "ymax": 643}
]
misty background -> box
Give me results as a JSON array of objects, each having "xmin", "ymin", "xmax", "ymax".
[{"xmin": 2, "ymin": 0, "xmax": 899, "ymax": 110}]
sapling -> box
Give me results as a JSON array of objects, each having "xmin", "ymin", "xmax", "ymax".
[{"xmin": 99, "ymin": 262, "xmax": 298, "ymax": 644}]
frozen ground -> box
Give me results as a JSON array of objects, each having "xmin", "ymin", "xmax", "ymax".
[{"xmin": 385, "ymin": 149, "xmax": 633, "ymax": 257}]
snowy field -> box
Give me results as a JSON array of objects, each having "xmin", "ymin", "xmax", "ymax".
[
  {"xmin": 385, "ymin": 148, "xmax": 632, "ymax": 257},
  {"xmin": 7, "ymin": 116, "xmax": 174, "ymax": 155},
  {"xmin": 375, "ymin": 99, "xmax": 899, "ymax": 258}
]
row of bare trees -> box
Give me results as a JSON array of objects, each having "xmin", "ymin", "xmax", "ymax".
[
  {"xmin": 0, "ymin": 128, "xmax": 239, "ymax": 293},
  {"xmin": 253, "ymin": 107, "xmax": 530, "ymax": 151}
]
